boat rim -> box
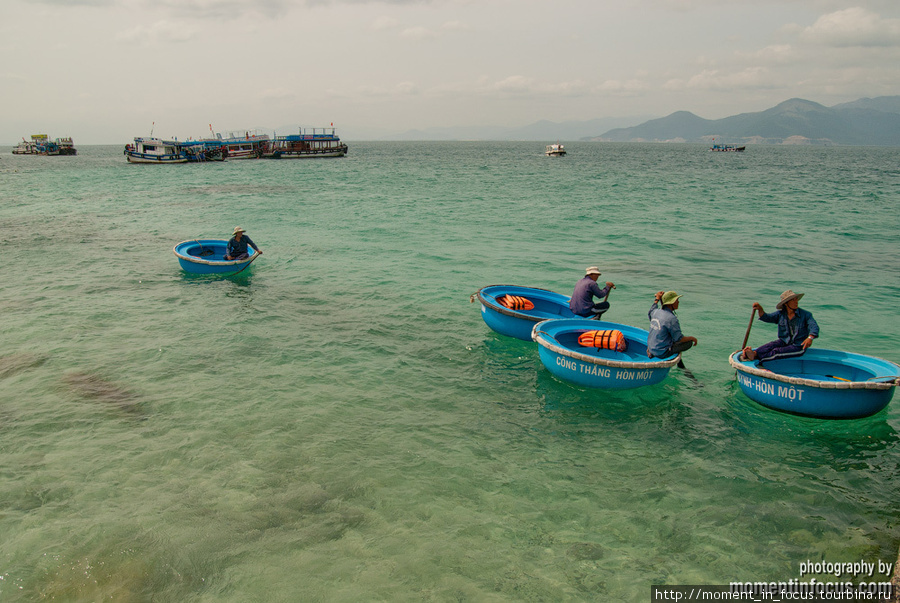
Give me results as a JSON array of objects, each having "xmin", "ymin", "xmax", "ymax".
[
  {"xmin": 473, "ymin": 284, "xmax": 567, "ymax": 321},
  {"xmin": 729, "ymin": 351, "xmax": 899, "ymax": 390},
  {"xmin": 532, "ymin": 320, "xmax": 680, "ymax": 370},
  {"xmin": 172, "ymin": 240, "xmax": 257, "ymax": 266}
]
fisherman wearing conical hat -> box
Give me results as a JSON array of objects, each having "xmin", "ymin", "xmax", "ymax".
[
  {"xmin": 741, "ymin": 290, "xmax": 819, "ymax": 363},
  {"xmin": 569, "ymin": 266, "xmax": 616, "ymax": 319},
  {"xmin": 647, "ymin": 290, "xmax": 697, "ymax": 359},
  {"xmin": 224, "ymin": 226, "xmax": 262, "ymax": 261}
]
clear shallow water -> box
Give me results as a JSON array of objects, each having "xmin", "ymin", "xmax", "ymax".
[{"xmin": 1, "ymin": 142, "xmax": 899, "ymax": 601}]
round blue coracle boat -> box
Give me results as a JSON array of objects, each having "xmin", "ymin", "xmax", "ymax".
[
  {"xmin": 472, "ymin": 285, "xmax": 578, "ymax": 341},
  {"xmin": 173, "ymin": 240, "xmax": 259, "ymax": 275},
  {"xmin": 531, "ymin": 318, "xmax": 680, "ymax": 389},
  {"xmin": 729, "ymin": 349, "xmax": 900, "ymax": 419}
]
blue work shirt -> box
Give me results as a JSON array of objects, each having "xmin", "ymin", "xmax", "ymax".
[
  {"xmin": 226, "ymin": 235, "xmax": 259, "ymax": 257},
  {"xmin": 569, "ymin": 276, "xmax": 611, "ymax": 316},
  {"xmin": 647, "ymin": 302, "xmax": 683, "ymax": 358},
  {"xmin": 759, "ymin": 308, "xmax": 819, "ymax": 345}
]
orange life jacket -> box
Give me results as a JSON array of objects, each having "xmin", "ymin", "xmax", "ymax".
[
  {"xmin": 578, "ymin": 329, "xmax": 627, "ymax": 352},
  {"xmin": 497, "ymin": 294, "xmax": 535, "ymax": 311}
]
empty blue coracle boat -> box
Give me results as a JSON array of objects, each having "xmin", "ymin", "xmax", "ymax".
[
  {"xmin": 531, "ymin": 318, "xmax": 680, "ymax": 389},
  {"xmin": 173, "ymin": 239, "xmax": 259, "ymax": 275},
  {"xmin": 472, "ymin": 285, "xmax": 578, "ymax": 341},
  {"xmin": 729, "ymin": 349, "xmax": 899, "ymax": 419}
]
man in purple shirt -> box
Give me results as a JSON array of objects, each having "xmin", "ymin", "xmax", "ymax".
[{"xmin": 569, "ymin": 266, "xmax": 616, "ymax": 318}]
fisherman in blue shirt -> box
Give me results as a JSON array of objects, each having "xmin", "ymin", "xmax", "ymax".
[
  {"xmin": 224, "ymin": 226, "xmax": 262, "ymax": 261},
  {"xmin": 741, "ymin": 290, "xmax": 819, "ymax": 364},
  {"xmin": 569, "ymin": 266, "xmax": 616, "ymax": 318},
  {"xmin": 647, "ymin": 290, "xmax": 698, "ymax": 358}
]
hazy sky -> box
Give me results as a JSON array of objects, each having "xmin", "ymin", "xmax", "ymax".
[{"xmin": 2, "ymin": 0, "xmax": 899, "ymax": 143}]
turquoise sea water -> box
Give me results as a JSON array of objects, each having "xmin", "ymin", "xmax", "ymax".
[{"xmin": 1, "ymin": 142, "xmax": 899, "ymax": 601}]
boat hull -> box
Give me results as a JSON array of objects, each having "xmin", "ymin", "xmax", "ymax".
[
  {"xmin": 126, "ymin": 151, "xmax": 188, "ymax": 164},
  {"xmin": 532, "ymin": 318, "xmax": 679, "ymax": 389},
  {"xmin": 264, "ymin": 148, "xmax": 348, "ymax": 159},
  {"xmin": 729, "ymin": 350, "xmax": 899, "ymax": 419},
  {"xmin": 173, "ymin": 240, "xmax": 258, "ymax": 274},
  {"xmin": 475, "ymin": 285, "xmax": 578, "ymax": 341}
]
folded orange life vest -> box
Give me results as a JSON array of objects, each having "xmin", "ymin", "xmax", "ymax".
[
  {"xmin": 497, "ymin": 294, "xmax": 534, "ymax": 311},
  {"xmin": 578, "ymin": 329, "xmax": 627, "ymax": 352}
]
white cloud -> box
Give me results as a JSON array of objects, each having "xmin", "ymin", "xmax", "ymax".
[
  {"xmin": 400, "ymin": 26, "xmax": 436, "ymax": 40},
  {"xmin": 664, "ymin": 67, "xmax": 774, "ymax": 91},
  {"xmin": 372, "ymin": 16, "xmax": 400, "ymax": 30},
  {"xmin": 801, "ymin": 7, "xmax": 900, "ymax": 47},
  {"xmin": 115, "ymin": 20, "xmax": 197, "ymax": 43}
]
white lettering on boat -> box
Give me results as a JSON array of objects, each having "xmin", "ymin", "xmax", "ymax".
[
  {"xmin": 578, "ymin": 363, "xmax": 611, "ymax": 378},
  {"xmin": 615, "ymin": 369, "xmax": 652, "ymax": 381},
  {"xmin": 777, "ymin": 385, "xmax": 804, "ymax": 401},
  {"xmin": 556, "ymin": 356, "xmax": 578, "ymax": 371}
]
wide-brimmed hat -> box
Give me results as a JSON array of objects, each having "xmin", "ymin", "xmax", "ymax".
[
  {"xmin": 232, "ymin": 226, "xmax": 246, "ymax": 235},
  {"xmin": 776, "ymin": 289, "xmax": 804, "ymax": 310},
  {"xmin": 661, "ymin": 291, "xmax": 682, "ymax": 306},
  {"xmin": 585, "ymin": 266, "xmax": 602, "ymax": 276}
]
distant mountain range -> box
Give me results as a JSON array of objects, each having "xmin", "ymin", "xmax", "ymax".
[
  {"xmin": 355, "ymin": 116, "xmax": 654, "ymax": 142},
  {"xmin": 593, "ymin": 96, "xmax": 900, "ymax": 146}
]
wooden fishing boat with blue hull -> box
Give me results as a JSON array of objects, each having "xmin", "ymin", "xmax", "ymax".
[
  {"xmin": 473, "ymin": 285, "xmax": 577, "ymax": 341},
  {"xmin": 173, "ymin": 240, "xmax": 258, "ymax": 275},
  {"xmin": 532, "ymin": 319, "xmax": 680, "ymax": 389},
  {"xmin": 729, "ymin": 349, "xmax": 900, "ymax": 419}
]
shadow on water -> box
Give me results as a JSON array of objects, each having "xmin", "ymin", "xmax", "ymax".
[
  {"xmin": 178, "ymin": 271, "xmax": 254, "ymax": 287},
  {"xmin": 62, "ymin": 371, "xmax": 146, "ymax": 419},
  {"xmin": 0, "ymin": 353, "xmax": 48, "ymax": 379}
]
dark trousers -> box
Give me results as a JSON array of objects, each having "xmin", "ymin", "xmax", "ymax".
[
  {"xmin": 226, "ymin": 252, "xmax": 249, "ymax": 261},
  {"xmin": 577, "ymin": 301, "xmax": 610, "ymax": 318},
  {"xmin": 754, "ymin": 340, "xmax": 805, "ymax": 364}
]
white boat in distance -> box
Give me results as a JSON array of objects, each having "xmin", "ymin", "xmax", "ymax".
[
  {"xmin": 124, "ymin": 137, "xmax": 188, "ymax": 163},
  {"xmin": 545, "ymin": 142, "xmax": 566, "ymax": 156}
]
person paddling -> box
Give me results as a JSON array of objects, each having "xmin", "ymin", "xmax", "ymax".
[
  {"xmin": 224, "ymin": 226, "xmax": 261, "ymax": 261},
  {"xmin": 569, "ymin": 266, "xmax": 616, "ymax": 319},
  {"xmin": 741, "ymin": 290, "xmax": 818, "ymax": 363}
]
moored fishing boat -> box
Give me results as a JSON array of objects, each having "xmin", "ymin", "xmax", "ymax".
[
  {"xmin": 473, "ymin": 285, "xmax": 578, "ymax": 341},
  {"xmin": 173, "ymin": 240, "xmax": 259, "ymax": 275},
  {"xmin": 710, "ymin": 143, "xmax": 745, "ymax": 152},
  {"xmin": 545, "ymin": 142, "xmax": 566, "ymax": 156},
  {"xmin": 218, "ymin": 131, "xmax": 271, "ymax": 159},
  {"xmin": 729, "ymin": 349, "xmax": 899, "ymax": 419},
  {"xmin": 263, "ymin": 127, "xmax": 348, "ymax": 159},
  {"xmin": 124, "ymin": 137, "xmax": 189, "ymax": 163},
  {"xmin": 532, "ymin": 318, "xmax": 680, "ymax": 389},
  {"xmin": 12, "ymin": 134, "xmax": 76, "ymax": 155}
]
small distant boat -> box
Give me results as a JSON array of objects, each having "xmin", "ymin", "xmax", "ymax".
[
  {"xmin": 545, "ymin": 142, "xmax": 566, "ymax": 156},
  {"xmin": 173, "ymin": 240, "xmax": 259, "ymax": 274},
  {"xmin": 710, "ymin": 143, "xmax": 745, "ymax": 152},
  {"xmin": 729, "ymin": 349, "xmax": 899, "ymax": 419},
  {"xmin": 473, "ymin": 285, "xmax": 579, "ymax": 341},
  {"xmin": 124, "ymin": 137, "xmax": 189, "ymax": 164},
  {"xmin": 12, "ymin": 134, "xmax": 76, "ymax": 155},
  {"xmin": 263, "ymin": 127, "xmax": 348, "ymax": 159},
  {"xmin": 532, "ymin": 318, "xmax": 680, "ymax": 389}
]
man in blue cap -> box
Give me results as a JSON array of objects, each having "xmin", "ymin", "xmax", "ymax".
[{"xmin": 647, "ymin": 290, "xmax": 698, "ymax": 359}]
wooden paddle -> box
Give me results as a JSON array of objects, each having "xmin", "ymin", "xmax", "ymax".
[
  {"xmin": 740, "ymin": 306, "xmax": 756, "ymax": 354},
  {"xmin": 231, "ymin": 250, "xmax": 261, "ymax": 275}
]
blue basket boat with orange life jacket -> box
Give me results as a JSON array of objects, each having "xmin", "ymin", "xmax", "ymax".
[
  {"xmin": 729, "ymin": 349, "xmax": 900, "ymax": 419},
  {"xmin": 472, "ymin": 285, "xmax": 579, "ymax": 341},
  {"xmin": 173, "ymin": 239, "xmax": 259, "ymax": 275},
  {"xmin": 531, "ymin": 318, "xmax": 681, "ymax": 389}
]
